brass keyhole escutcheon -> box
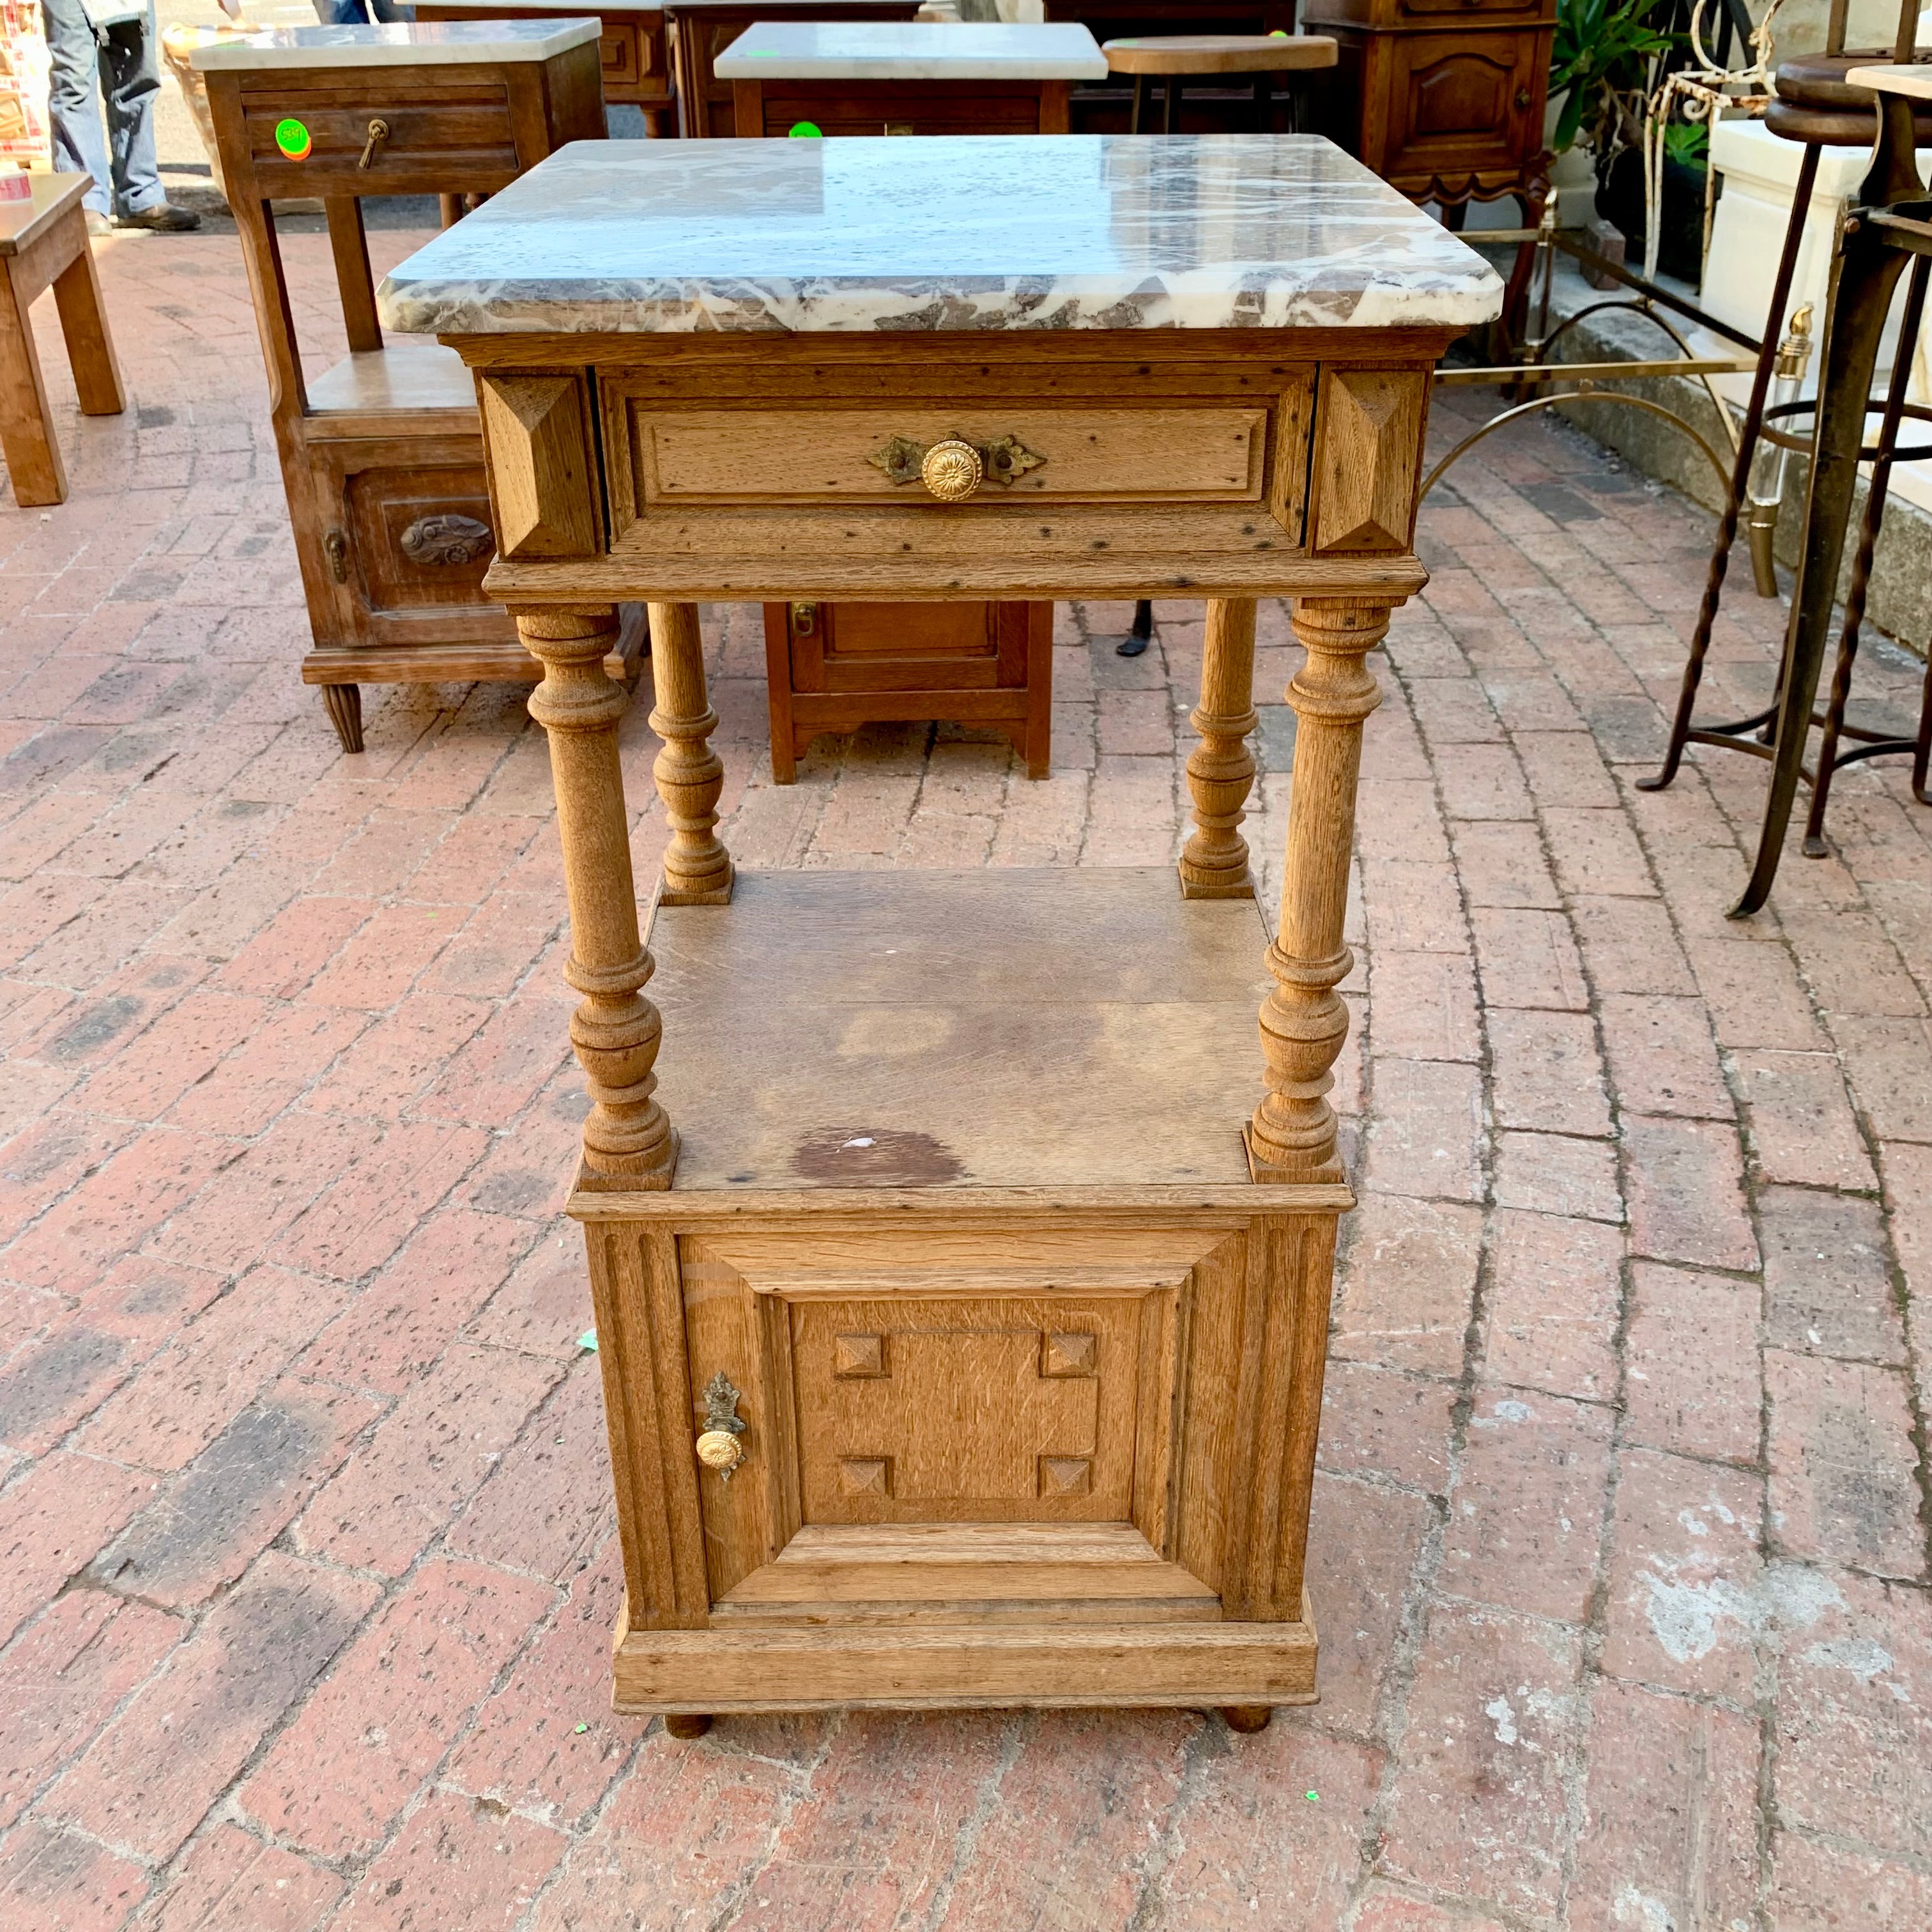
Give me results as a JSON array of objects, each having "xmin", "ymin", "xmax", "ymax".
[
  {"xmin": 695, "ymin": 1370, "xmax": 747, "ymax": 1482},
  {"xmin": 920, "ymin": 438, "xmax": 984, "ymax": 502},
  {"xmin": 358, "ymin": 118, "xmax": 391, "ymax": 170}
]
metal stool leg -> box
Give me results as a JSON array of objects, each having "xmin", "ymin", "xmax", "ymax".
[
  {"xmin": 1802, "ymin": 249, "xmax": 1929, "ymax": 854},
  {"xmin": 1732, "ymin": 114, "xmax": 1920, "ymax": 916},
  {"xmin": 1913, "ymin": 646, "xmax": 1932, "ymax": 802},
  {"xmin": 1640, "ymin": 142, "xmax": 1821, "ymax": 793}
]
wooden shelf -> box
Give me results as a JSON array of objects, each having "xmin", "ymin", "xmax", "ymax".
[
  {"xmin": 305, "ymin": 339, "xmax": 478, "ymax": 417},
  {"xmin": 647, "ymin": 865, "xmax": 1273, "ymax": 1195}
]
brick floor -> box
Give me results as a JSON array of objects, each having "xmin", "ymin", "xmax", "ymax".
[{"xmin": 1, "ymin": 224, "xmax": 1930, "ymax": 1931}]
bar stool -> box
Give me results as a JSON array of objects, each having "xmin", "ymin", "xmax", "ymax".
[
  {"xmin": 1105, "ymin": 30, "xmax": 1338, "ymax": 656},
  {"xmin": 1641, "ymin": 19, "xmax": 1932, "ymax": 908}
]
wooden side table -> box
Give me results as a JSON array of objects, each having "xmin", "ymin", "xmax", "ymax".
[
  {"xmin": 379, "ymin": 134, "xmax": 1499, "ymax": 1725},
  {"xmin": 663, "ymin": 0, "xmax": 924, "ymax": 137},
  {"xmin": 1298, "ymin": 0, "xmax": 1555, "ymax": 228},
  {"xmin": 0, "ymin": 174, "xmax": 124, "ymax": 509},
  {"xmin": 195, "ymin": 22, "xmax": 640, "ymax": 755},
  {"xmin": 715, "ymin": 19, "xmax": 1106, "ymax": 778},
  {"xmin": 411, "ymin": 0, "xmax": 677, "ymax": 135},
  {"xmin": 716, "ymin": 18, "xmax": 1105, "ymax": 134}
]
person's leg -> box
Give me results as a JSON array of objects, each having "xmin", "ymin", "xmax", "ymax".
[
  {"xmin": 40, "ymin": 0, "xmax": 112, "ymax": 218},
  {"xmin": 316, "ymin": 0, "xmax": 372, "ymax": 20},
  {"xmin": 98, "ymin": 6, "xmax": 162, "ymax": 216}
]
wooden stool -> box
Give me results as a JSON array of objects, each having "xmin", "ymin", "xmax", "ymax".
[
  {"xmin": 1101, "ymin": 31, "xmax": 1335, "ymax": 135},
  {"xmin": 0, "ymin": 174, "xmax": 124, "ymax": 509}
]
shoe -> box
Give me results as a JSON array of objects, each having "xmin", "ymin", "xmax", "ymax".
[
  {"xmin": 113, "ymin": 203, "xmax": 201, "ymax": 233},
  {"xmin": 84, "ymin": 211, "xmax": 111, "ymax": 237}
]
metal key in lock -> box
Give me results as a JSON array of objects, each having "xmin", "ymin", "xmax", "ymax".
[{"xmin": 357, "ymin": 118, "xmax": 390, "ymax": 171}]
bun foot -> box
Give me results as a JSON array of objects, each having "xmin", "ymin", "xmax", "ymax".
[
  {"xmin": 662, "ymin": 1712, "xmax": 712, "ymax": 1740},
  {"xmin": 1220, "ymin": 1705, "xmax": 1272, "ymax": 1734}
]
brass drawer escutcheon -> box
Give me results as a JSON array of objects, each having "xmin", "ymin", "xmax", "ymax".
[{"xmin": 868, "ymin": 431, "xmax": 1046, "ymax": 498}]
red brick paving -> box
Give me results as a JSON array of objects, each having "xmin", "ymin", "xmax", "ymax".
[{"xmin": 0, "ymin": 221, "xmax": 1928, "ymax": 1929}]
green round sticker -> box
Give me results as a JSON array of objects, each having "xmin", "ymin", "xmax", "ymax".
[
  {"xmin": 787, "ymin": 120, "xmax": 823, "ymax": 138},
  {"xmin": 274, "ymin": 117, "xmax": 312, "ymax": 161}
]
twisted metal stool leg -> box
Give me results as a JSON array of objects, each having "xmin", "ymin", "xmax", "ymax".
[
  {"xmin": 1640, "ymin": 142, "xmax": 1821, "ymax": 793},
  {"xmin": 1802, "ymin": 250, "xmax": 1929, "ymax": 854}
]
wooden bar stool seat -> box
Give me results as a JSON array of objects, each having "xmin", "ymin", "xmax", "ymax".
[
  {"xmin": 0, "ymin": 173, "xmax": 125, "ymax": 509},
  {"xmin": 1103, "ymin": 31, "xmax": 1335, "ymax": 134}
]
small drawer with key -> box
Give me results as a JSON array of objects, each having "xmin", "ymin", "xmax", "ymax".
[{"xmin": 240, "ymin": 86, "xmax": 521, "ymax": 195}]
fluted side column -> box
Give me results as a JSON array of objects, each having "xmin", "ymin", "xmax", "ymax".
[
  {"xmin": 518, "ymin": 607, "xmax": 677, "ymax": 1190},
  {"xmin": 1248, "ymin": 597, "xmax": 1389, "ymax": 1183},
  {"xmin": 1178, "ymin": 597, "xmax": 1259, "ymax": 899},
  {"xmin": 646, "ymin": 601, "xmax": 734, "ymax": 905}
]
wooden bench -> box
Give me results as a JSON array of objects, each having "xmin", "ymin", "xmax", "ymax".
[{"xmin": 0, "ymin": 173, "xmax": 124, "ymax": 509}]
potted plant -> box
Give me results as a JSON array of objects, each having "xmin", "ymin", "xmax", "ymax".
[{"xmin": 1550, "ymin": 0, "xmax": 1706, "ymax": 282}]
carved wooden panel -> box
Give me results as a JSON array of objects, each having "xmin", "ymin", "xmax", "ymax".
[
  {"xmin": 1309, "ymin": 367, "xmax": 1428, "ymax": 555},
  {"xmin": 793, "ymin": 1296, "xmax": 1135, "ymax": 1523},
  {"xmin": 479, "ymin": 372, "xmax": 599, "ymax": 558}
]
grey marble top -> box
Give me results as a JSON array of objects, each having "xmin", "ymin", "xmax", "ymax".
[
  {"xmin": 377, "ymin": 135, "xmax": 1503, "ymax": 334},
  {"xmin": 192, "ymin": 20, "xmax": 600, "ymax": 70},
  {"xmin": 715, "ymin": 22, "xmax": 1107, "ymax": 79}
]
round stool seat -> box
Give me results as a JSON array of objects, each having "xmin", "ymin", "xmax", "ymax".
[
  {"xmin": 1102, "ymin": 33, "xmax": 1338, "ymax": 76},
  {"xmin": 1766, "ymin": 53, "xmax": 1932, "ymax": 143}
]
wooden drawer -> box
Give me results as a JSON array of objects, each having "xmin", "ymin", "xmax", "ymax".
[
  {"xmin": 241, "ymin": 86, "xmax": 519, "ymax": 196},
  {"xmin": 627, "ymin": 405, "xmax": 1271, "ymax": 509}
]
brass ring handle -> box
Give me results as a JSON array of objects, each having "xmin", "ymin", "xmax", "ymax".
[
  {"xmin": 920, "ymin": 438, "xmax": 984, "ymax": 502},
  {"xmin": 358, "ymin": 118, "xmax": 391, "ymax": 171}
]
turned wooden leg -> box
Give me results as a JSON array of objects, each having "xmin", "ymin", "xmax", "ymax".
[
  {"xmin": 321, "ymin": 684, "xmax": 364, "ymax": 755},
  {"xmin": 1221, "ymin": 1705, "xmax": 1273, "ymax": 1733},
  {"xmin": 1178, "ymin": 597, "xmax": 1259, "ymax": 900},
  {"xmin": 1248, "ymin": 598, "xmax": 1388, "ymax": 1183},
  {"xmin": 647, "ymin": 601, "xmax": 734, "ymax": 904},
  {"xmin": 519, "ymin": 607, "xmax": 678, "ymax": 1191},
  {"xmin": 662, "ymin": 1713, "xmax": 712, "ymax": 1740}
]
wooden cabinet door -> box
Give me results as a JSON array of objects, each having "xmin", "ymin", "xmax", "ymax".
[{"xmin": 1383, "ymin": 29, "xmax": 1542, "ymax": 181}]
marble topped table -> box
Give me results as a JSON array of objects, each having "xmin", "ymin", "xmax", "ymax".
[{"xmin": 379, "ymin": 133, "xmax": 1498, "ymax": 1727}]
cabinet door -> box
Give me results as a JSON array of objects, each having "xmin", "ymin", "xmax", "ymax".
[
  {"xmin": 310, "ymin": 439, "xmax": 515, "ymax": 649},
  {"xmin": 1384, "ymin": 30, "xmax": 1542, "ymax": 183},
  {"xmin": 792, "ymin": 599, "xmax": 1022, "ymax": 694}
]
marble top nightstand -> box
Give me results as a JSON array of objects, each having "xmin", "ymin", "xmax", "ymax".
[
  {"xmin": 376, "ymin": 133, "xmax": 1501, "ymax": 333},
  {"xmin": 714, "ymin": 21, "xmax": 1108, "ymax": 79}
]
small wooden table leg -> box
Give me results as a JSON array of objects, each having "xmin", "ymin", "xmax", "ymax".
[
  {"xmin": 1221, "ymin": 1705, "xmax": 1273, "ymax": 1733},
  {"xmin": 321, "ymin": 683, "xmax": 364, "ymax": 754},
  {"xmin": 647, "ymin": 599, "xmax": 735, "ymax": 904},
  {"xmin": 1248, "ymin": 597, "xmax": 1389, "ymax": 1182},
  {"xmin": 661, "ymin": 1713, "xmax": 712, "ymax": 1740},
  {"xmin": 1178, "ymin": 595, "xmax": 1258, "ymax": 899},
  {"xmin": 0, "ymin": 265, "xmax": 66, "ymax": 507},
  {"xmin": 519, "ymin": 606, "xmax": 678, "ymax": 1189},
  {"xmin": 49, "ymin": 215, "xmax": 124, "ymax": 418}
]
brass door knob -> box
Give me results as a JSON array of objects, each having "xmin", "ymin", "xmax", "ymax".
[
  {"xmin": 920, "ymin": 438, "xmax": 983, "ymax": 501},
  {"xmin": 695, "ymin": 1429, "xmax": 745, "ymax": 1474},
  {"xmin": 695, "ymin": 1369, "xmax": 746, "ymax": 1481}
]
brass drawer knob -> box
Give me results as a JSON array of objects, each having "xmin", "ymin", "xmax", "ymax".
[
  {"xmin": 695, "ymin": 1369, "xmax": 746, "ymax": 1482},
  {"xmin": 358, "ymin": 118, "xmax": 391, "ymax": 171},
  {"xmin": 920, "ymin": 438, "xmax": 984, "ymax": 502}
]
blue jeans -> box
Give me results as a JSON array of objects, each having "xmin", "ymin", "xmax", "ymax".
[{"xmin": 41, "ymin": 0, "xmax": 162, "ymax": 218}]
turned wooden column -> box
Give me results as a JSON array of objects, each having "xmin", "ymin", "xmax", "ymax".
[
  {"xmin": 1248, "ymin": 597, "xmax": 1389, "ymax": 1183},
  {"xmin": 647, "ymin": 601, "xmax": 734, "ymax": 905},
  {"xmin": 1178, "ymin": 597, "xmax": 1259, "ymax": 900},
  {"xmin": 519, "ymin": 607, "xmax": 677, "ymax": 1190}
]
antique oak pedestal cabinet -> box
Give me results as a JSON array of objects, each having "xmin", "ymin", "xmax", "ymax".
[
  {"xmin": 378, "ymin": 135, "xmax": 1499, "ymax": 1727},
  {"xmin": 195, "ymin": 22, "xmax": 627, "ymax": 755}
]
